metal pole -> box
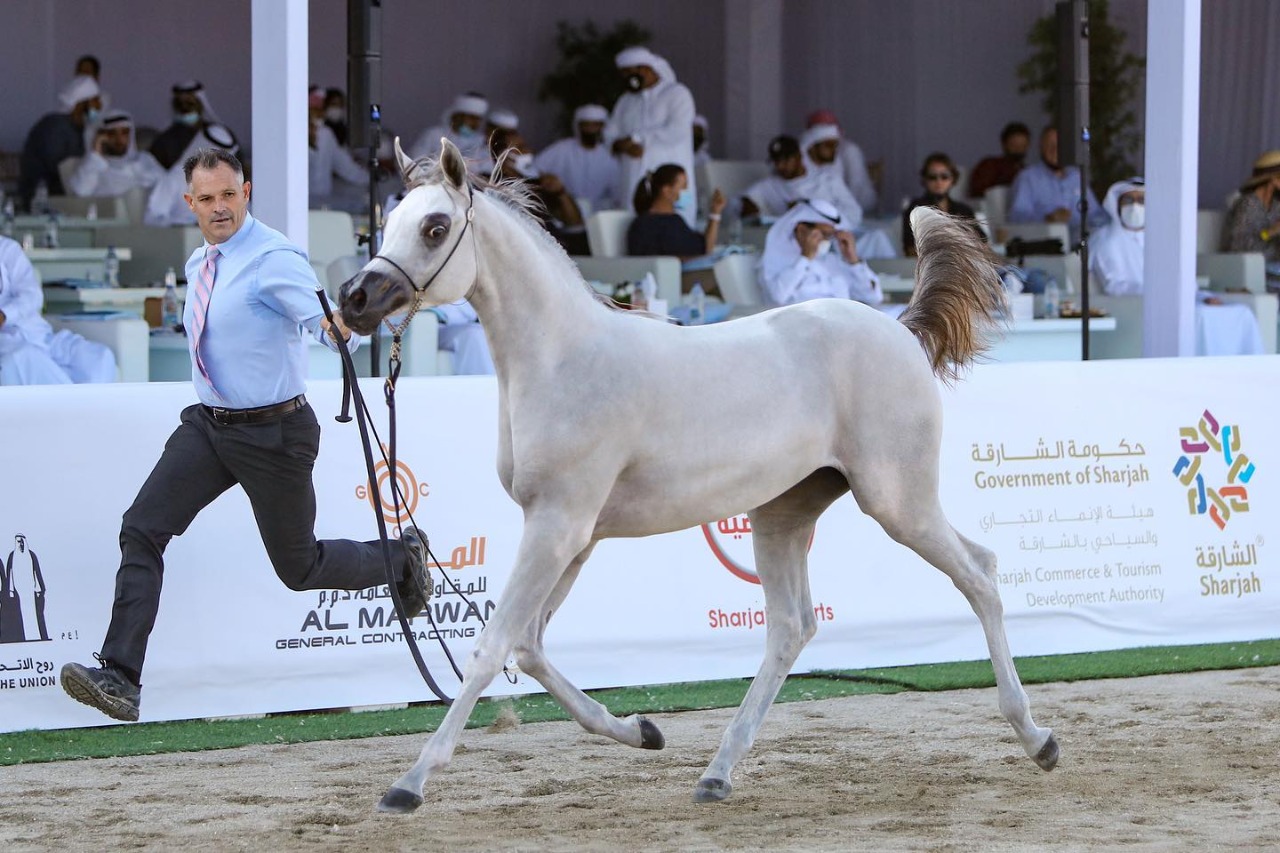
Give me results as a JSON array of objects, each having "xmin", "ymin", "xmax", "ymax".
[{"xmin": 367, "ymin": 104, "xmax": 382, "ymax": 376}]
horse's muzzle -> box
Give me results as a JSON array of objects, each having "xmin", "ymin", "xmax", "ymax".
[{"xmin": 338, "ymin": 269, "xmax": 406, "ymax": 335}]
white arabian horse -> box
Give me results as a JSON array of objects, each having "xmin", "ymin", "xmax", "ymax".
[{"xmin": 339, "ymin": 138, "xmax": 1059, "ymax": 812}]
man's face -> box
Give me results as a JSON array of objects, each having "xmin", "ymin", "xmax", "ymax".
[
  {"xmin": 619, "ymin": 65, "xmax": 657, "ymax": 91},
  {"xmin": 450, "ymin": 112, "xmax": 484, "ymax": 134},
  {"xmin": 173, "ymin": 92, "xmax": 203, "ymax": 117},
  {"xmin": 184, "ymin": 163, "xmax": 251, "ymax": 245},
  {"xmin": 98, "ymin": 125, "xmax": 130, "ymax": 157},
  {"xmin": 1004, "ymin": 132, "xmax": 1030, "ymax": 159},
  {"xmin": 1041, "ymin": 129, "xmax": 1059, "ymax": 167},
  {"xmin": 577, "ymin": 120, "xmax": 604, "ymax": 146},
  {"xmin": 71, "ymin": 96, "xmax": 102, "ymax": 124},
  {"xmin": 693, "ymin": 124, "xmax": 706, "ymax": 150},
  {"xmin": 774, "ymin": 153, "xmax": 804, "ymax": 180},
  {"xmin": 809, "ymin": 140, "xmax": 838, "ymax": 165}
]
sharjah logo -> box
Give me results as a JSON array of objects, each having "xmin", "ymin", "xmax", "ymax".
[
  {"xmin": 354, "ymin": 447, "xmax": 430, "ymax": 529},
  {"xmin": 702, "ymin": 515, "xmax": 814, "ymax": 585},
  {"xmin": 1172, "ymin": 408, "xmax": 1255, "ymax": 530},
  {"xmin": 1, "ymin": 534, "xmax": 52, "ymax": 645}
]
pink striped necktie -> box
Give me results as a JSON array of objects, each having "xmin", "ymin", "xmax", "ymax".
[{"xmin": 190, "ymin": 244, "xmax": 221, "ymax": 395}]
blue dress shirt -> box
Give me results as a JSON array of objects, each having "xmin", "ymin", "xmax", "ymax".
[
  {"xmin": 182, "ymin": 212, "xmax": 362, "ymax": 408},
  {"xmin": 1008, "ymin": 162, "xmax": 1110, "ymax": 230}
]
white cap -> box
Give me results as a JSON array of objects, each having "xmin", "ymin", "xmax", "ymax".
[
  {"xmin": 100, "ymin": 108, "xmax": 133, "ymax": 128},
  {"xmin": 800, "ymin": 123, "xmax": 841, "ymax": 152},
  {"xmin": 451, "ymin": 94, "xmax": 489, "ymax": 118},
  {"xmin": 59, "ymin": 75, "xmax": 100, "ymax": 110},
  {"xmin": 615, "ymin": 46, "xmax": 660, "ymax": 69},
  {"xmin": 694, "ymin": 114, "xmax": 708, "ymax": 131},
  {"xmin": 573, "ymin": 104, "xmax": 609, "ymax": 124},
  {"xmin": 487, "ymin": 108, "xmax": 519, "ymax": 131}
]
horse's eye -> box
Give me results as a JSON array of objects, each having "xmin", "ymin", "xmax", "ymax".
[{"xmin": 429, "ymin": 225, "xmax": 446, "ymax": 240}]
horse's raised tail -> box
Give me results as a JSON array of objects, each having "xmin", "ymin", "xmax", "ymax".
[{"xmin": 898, "ymin": 206, "xmax": 1008, "ymax": 383}]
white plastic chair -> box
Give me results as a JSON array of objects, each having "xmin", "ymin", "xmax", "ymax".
[
  {"xmin": 585, "ymin": 210, "xmax": 634, "ymax": 257},
  {"xmin": 307, "ymin": 210, "xmax": 359, "ymax": 270},
  {"xmin": 1196, "ymin": 209, "xmax": 1225, "ymax": 254},
  {"xmin": 702, "ymin": 159, "xmax": 769, "ymax": 207}
]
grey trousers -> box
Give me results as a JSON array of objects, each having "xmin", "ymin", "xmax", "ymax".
[{"xmin": 100, "ymin": 402, "xmax": 406, "ymax": 678}]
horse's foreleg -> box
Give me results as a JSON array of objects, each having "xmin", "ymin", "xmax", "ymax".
[
  {"xmin": 513, "ymin": 544, "xmax": 664, "ymax": 750},
  {"xmin": 377, "ymin": 515, "xmax": 592, "ymax": 813},
  {"xmin": 695, "ymin": 518, "xmax": 816, "ymax": 803},
  {"xmin": 509, "ymin": 545, "xmax": 665, "ymax": 753}
]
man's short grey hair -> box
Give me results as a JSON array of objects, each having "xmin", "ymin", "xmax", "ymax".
[{"xmin": 183, "ymin": 148, "xmax": 244, "ymax": 186}]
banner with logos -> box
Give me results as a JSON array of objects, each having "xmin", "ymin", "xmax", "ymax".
[{"xmin": 1, "ymin": 356, "xmax": 1276, "ymax": 732}]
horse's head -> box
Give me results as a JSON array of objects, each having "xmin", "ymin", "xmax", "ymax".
[{"xmin": 339, "ymin": 137, "xmax": 479, "ymax": 335}]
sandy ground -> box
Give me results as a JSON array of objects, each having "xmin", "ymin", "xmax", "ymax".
[{"xmin": 1, "ymin": 666, "xmax": 1278, "ymax": 852}]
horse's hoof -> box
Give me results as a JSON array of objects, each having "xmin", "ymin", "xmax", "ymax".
[
  {"xmin": 376, "ymin": 786, "xmax": 424, "ymax": 813},
  {"xmin": 1032, "ymin": 733, "xmax": 1060, "ymax": 771},
  {"xmin": 638, "ymin": 716, "xmax": 665, "ymax": 750},
  {"xmin": 693, "ymin": 777, "xmax": 731, "ymax": 803}
]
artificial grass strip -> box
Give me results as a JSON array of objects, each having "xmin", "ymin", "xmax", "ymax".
[{"xmin": 2, "ymin": 639, "xmax": 1275, "ymax": 767}]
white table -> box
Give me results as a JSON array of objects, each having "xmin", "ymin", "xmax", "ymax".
[
  {"xmin": 148, "ymin": 333, "xmax": 344, "ymax": 382},
  {"xmin": 42, "ymin": 282, "xmax": 181, "ymax": 317},
  {"xmin": 987, "ymin": 317, "xmax": 1117, "ymax": 362},
  {"xmin": 26, "ymin": 246, "xmax": 133, "ymax": 285}
]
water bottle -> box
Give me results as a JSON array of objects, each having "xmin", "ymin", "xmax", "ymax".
[
  {"xmin": 162, "ymin": 267, "xmax": 180, "ymax": 329},
  {"xmin": 1043, "ymin": 278, "xmax": 1060, "ymax": 319},
  {"xmin": 32, "ymin": 180, "xmax": 49, "ymax": 214},
  {"xmin": 43, "ymin": 212, "xmax": 60, "ymax": 249},
  {"xmin": 103, "ymin": 245, "xmax": 120, "ymax": 287},
  {"xmin": 689, "ymin": 282, "xmax": 706, "ymax": 326}
]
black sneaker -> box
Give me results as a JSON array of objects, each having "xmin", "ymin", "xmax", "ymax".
[
  {"xmin": 397, "ymin": 526, "xmax": 432, "ymax": 618},
  {"xmin": 61, "ymin": 655, "xmax": 140, "ymax": 722}
]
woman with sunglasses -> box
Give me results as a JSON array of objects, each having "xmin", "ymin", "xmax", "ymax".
[{"xmin": 902, "ymin": 152, "xmax": 982, "ymax": 256}]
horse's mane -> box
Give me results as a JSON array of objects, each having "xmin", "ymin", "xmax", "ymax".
[{"xmin": 403, "ymin": 150, "xmax": 652, "ymax": 318}]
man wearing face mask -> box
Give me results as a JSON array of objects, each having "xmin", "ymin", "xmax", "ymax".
[
  {"xmin": 18, "ymin": 74, "xmax": 102, "ymax": 209},
  {"xmin": 607, "ymin": 46, "xmax": 699, "ymax": 229},
  {"xmin": 968, "ymin": 122, "xmax": 1031, "ymax": 199},
  {"xmin": 409, "ymin": 93, "xmax": 490, "ymax": 164},
  {"xmin": 308, "ymin": 86, "xmax": 368, "ymax": 213},
  {"xmin": 1091, "ymin": 178, "xmax": 1264, "ymax": 356},
  {"xmin": 67, "ymin": 109, "xmax": 165, "ymax": 198},
  {"xmin": 151, "ymin": 81, "xmax": 239, "ymax": 171},
  {"xmin": 758, "ymin": 198, "xmax": 891, "ymax": 312},
  {"xmin": 323, "ymin": 88, "xmax": 349, "ymax": 147},
  {"xmin": 490, "ymin": 127, "xmax": 588, "ymax": 256},
  {"xmin": 1008, "ymin": 126, "xmax": 1108, "ymax": 235},
  {"xmin": 534, "ymin": 104, "xmax": 620, "ymax": 214}
]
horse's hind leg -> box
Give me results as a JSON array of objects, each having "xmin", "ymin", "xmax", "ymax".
[
  {"xmin": 377, "ymin": 512, "xmax": 593, "ymax": 813},
  {"xmin": 512, "ymin": 543, "xmax": 664, "ymax": 750},
  {"xmin": 856, "ymin": 474, "xmax": 1058, "ymax": 770}
]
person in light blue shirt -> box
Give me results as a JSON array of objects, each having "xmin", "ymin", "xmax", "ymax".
[
  {"xmin": 1008, "ymin": 127, "xmax": 1109, "ymax": 234},
  {"xmin": 60, "ymin": 148, "xmax": 432, "ymax": 724}
]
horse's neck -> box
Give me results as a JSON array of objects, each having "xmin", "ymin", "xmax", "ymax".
[{"xmin": 466, "ymin": 203, "xmax": 599, "ymax": 372}]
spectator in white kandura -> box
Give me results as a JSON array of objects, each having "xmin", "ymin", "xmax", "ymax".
[
  {"xmin": 0, "ymin": 235, "xmax": 117, "ymax": 385},
  {"xmin": 534, "ymin": 104, "xmax": 620, "ymax": 214},
  {"xmin": 67, "ymin": 109, "xmax": 164, "ymax": 198},
  {"xmin": 805, "ymin": 108, "xmax": 878, "ymax": 213},
  {"xmin": 1091, "ymin": 178, "xmax": 1263, "ymax": 356},
  {"xmin": 607, "ymin": 46, "xmax": 698, "ymax": 228},
  {"xmin": 409, "ymin": 92, "xmax": 490, "ymax": 164},
  {"xmin": 758, "ymin": 198, "xmax": 896, "ymax": 315},
  {"xmin": 308, "ymin": 86, "xmax": 368, "ymax": 212}
]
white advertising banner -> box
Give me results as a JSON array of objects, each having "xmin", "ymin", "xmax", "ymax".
[{"xmin": 1, "ymin": 356, "xmax": 1276, "ymax": 732}]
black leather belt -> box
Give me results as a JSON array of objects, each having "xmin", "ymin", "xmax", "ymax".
[{"xmin": 204, "ymin": 394, "xmax": 307, "ymax": 425}]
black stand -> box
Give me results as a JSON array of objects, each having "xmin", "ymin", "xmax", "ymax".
[{"xmin": 363, "ymin": 104, "xmax": 383, "ymax": 376}]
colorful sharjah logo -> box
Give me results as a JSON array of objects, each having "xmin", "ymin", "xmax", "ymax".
[
  {"xmin": 1172, "ymin": 409, "xmax": 1255, "ymax": 530},
  {"xmin": 702, "ymin": 515, "xmax": 814, "ymax": 585},
  {"xmin": 354, "ymin": 447, "xmax": 430, "ymax": 527}
]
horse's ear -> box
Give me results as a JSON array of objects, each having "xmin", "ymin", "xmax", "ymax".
[
  {"xmin": 393, "ymin": 137, "xmax": 416, "ymax": 183},
  {"xmin": 439, "ymin": 137, "xmax": 468, "ymax": 190}
]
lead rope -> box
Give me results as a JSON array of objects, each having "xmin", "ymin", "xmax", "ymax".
[{"xmin": 315, "ymin": 284, "xmax": 458, "ymax": 703}]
